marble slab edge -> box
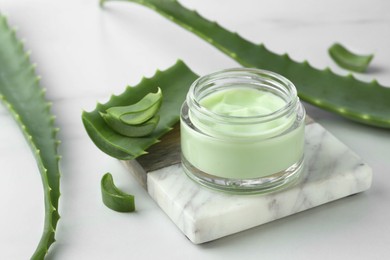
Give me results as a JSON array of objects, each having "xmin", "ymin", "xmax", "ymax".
[{"xmin": 123, "ymin": 119, "xmax": 373, "ymax": 244}]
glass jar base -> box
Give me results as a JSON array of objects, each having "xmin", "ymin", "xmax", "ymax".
[{"xmin": 181, "ymin": 156, "xmax": 304, "ymax": 195}]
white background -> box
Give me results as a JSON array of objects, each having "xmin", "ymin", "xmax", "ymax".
[{"xmin": 0, "ymin": 0, "xmax": 389, "ymax": 259}]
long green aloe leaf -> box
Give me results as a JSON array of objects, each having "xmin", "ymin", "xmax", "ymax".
[
  {"xmin": 82, "ymin": 60, "xmax": 198, "ymax": 160},
  {"xmin": 0, "ymin": 14, "xmax": 61, "ymax": 259},
  {"xmin": 102, "ymin": 0, "xmax": 390, "ymax": 128}
]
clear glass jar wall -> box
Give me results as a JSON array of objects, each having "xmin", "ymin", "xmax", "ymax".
[{"xmin": 180, "ymin": 68, "xmax": 306, "ymax": 194}]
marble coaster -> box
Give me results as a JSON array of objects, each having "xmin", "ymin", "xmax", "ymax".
[{"xmin": 123, "ymin": 122, "xmax": 372, "ymax": 244}]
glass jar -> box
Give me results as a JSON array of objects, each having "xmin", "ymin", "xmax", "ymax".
[{"xmin": 180, "ymin": 68, "xmax": 305, "ymax": 194}]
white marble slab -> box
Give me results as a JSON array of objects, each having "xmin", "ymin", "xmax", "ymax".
[{"xmin": 126, "ymin": 123, "xmax": 372, "ymax": 244}]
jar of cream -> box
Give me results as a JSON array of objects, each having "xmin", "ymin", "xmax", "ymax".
[{"xmin": 180, "ymin": 68, "xmax": 305, "ymax": 194}]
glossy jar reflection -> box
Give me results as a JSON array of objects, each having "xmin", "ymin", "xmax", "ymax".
[{"xmin": 180, "ymin": 68, "xmax": 305, "ymax": 193}]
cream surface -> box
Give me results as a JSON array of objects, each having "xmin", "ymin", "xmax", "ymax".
[
  {"xmin": 192, "ymin": 88, "xmax": 295, "ymax": 138},
  {"xmin": 200, "ymin": 88, "xmax": 285, "ymax": 118}
]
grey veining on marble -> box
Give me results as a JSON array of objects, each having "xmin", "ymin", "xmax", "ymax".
[{"xmin": 125, "ymin": 123, "xmax": 372, "ymax": 244}]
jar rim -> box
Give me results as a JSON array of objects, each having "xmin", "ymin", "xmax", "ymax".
[{"xmin": 187, "ymin": 67, "xmax": 298, "ymax": 125}]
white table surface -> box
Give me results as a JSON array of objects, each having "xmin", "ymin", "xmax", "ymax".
[{"xmin": 0, "ymin": 0, "xmax": 389, "ymax": 259}]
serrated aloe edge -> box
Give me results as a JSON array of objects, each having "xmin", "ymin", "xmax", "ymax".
[
  {"xmin": 0, "ymin": 14, "xmax": 61, "ymax": 259},
  {"xmin": 102, "ymin": 0, "xmax": 390, "ymax": 128}
]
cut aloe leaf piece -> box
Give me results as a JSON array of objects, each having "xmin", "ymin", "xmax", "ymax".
[
  {"xmin": 328, "ymin": 43, "xmax": 374, "ymax": 72},
  {"xmin": 101, "ymin": 112, "xmax": 160, "ymax": 137},
  {"xmin": 82, "ymin": 60, "xmax": 198, "ymax": 160},
  {"xmin": 101, "ymin": 173, "xmax": 135, "ymax": 212},
  {"xmin": 106, "ymin": 87, "xmax": 162, "ymax": 125}
]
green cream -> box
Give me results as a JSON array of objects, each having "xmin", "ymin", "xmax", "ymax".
[
  {"xmin": 181, "ymin": 87, "xmax": 304, "ymax": 179},
  {"xmin": 200, "ymin": 88, "xmax": 285, "ymax": 117}
]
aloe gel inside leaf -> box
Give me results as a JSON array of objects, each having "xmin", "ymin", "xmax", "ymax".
[
  {"xmin": 101, "ymin": 173, "xmax": 135, "ymax": 212},
  {"xmin": 101, "ymin": 112, "xmax": 160, "ymax": 137},
  {"xmin": 0, "ymin": 13, "xmax": 61, "ymax": 259},
  {"xmin": 82, "ymin": 60, "xmax": 198, "ymax": 160},
  {"xmin": 328, "ymin": 43, "xmax": 374, "ymax": 72},
  {"xmin": 100, "ymin": 87, "xmax": 162, "ymax": 137},
  {"xmin": 107, "ymin": 87, "xmax": 162, "ymax": 125}
]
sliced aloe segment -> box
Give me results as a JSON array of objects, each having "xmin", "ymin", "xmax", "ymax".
[
  {"xmin": 328, "ymin": 43, "xmax": 374, "ymax": 72},
  {"xmin": 82, "ymin": 60, "xmax": 198, "ymax": 160},
  {"xmin": 106, "ymin": 87, "xmax": 162, "ymax": 125},
  {"xmin": 101, "ymin": 112, "xmax": 160, "ymax": 137},
  {"xmin": 101, "ymin": 173, "xmax": 135, "ymax": 212}
]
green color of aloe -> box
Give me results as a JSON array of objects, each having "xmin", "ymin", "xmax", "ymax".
[
  {"xmin": 328, "ymin": 43, "xmax": 374, "ymax": 72},
  {"xmin": 0, "ymin": 14, "xmax": 61, "ymax": 259},
  {"xmin": 82, "ymin": 60, "xmax": 198, "ymax": 159},
  {"xmin": 102, "ymin": 0, "xmax": 390, "ymax": 128},
  {"xmin": 100, "ymin": 87, "xmax": 162, "ymax": 137},
  {"xmin": 101, "ymin": 113, "xmax": 160, "ymax": 137},
  {"xmin": 107, "ymin": 87, "xmax": 162, "ymax": 125},
  {"xmin": 101, "ymin": 173, "xmax": 135, "ymax": 212}
]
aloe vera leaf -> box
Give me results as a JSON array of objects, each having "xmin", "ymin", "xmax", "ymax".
[
  {"xmin": 0, "ymin": 14, "xmax": 61, "ymax": 259},
  {"xmin": 101, "ymin": 112, "xmax": 160, "ymax": 137},
  {"xmin": 328, "ymin": 43, "xmax": 374, "ymax": 72},
  {"xmin": 82, "ymin": 60, "xmax": 198, "ymax": 159},
  {"xmin": 101, "ymin": 173, "xmax": 135, "ymax": 212},
  {"xmin": 106, "ymin": 87, "xmax": 162, "ymax": 125},
  {"xmin": 102, "ymin": 0, "xmax": 390, "ymax": 128}
]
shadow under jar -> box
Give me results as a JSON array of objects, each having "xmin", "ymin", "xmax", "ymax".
[{"xmin": 180, "ymin": 68, "xmax": 306, "ymax": 194}]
